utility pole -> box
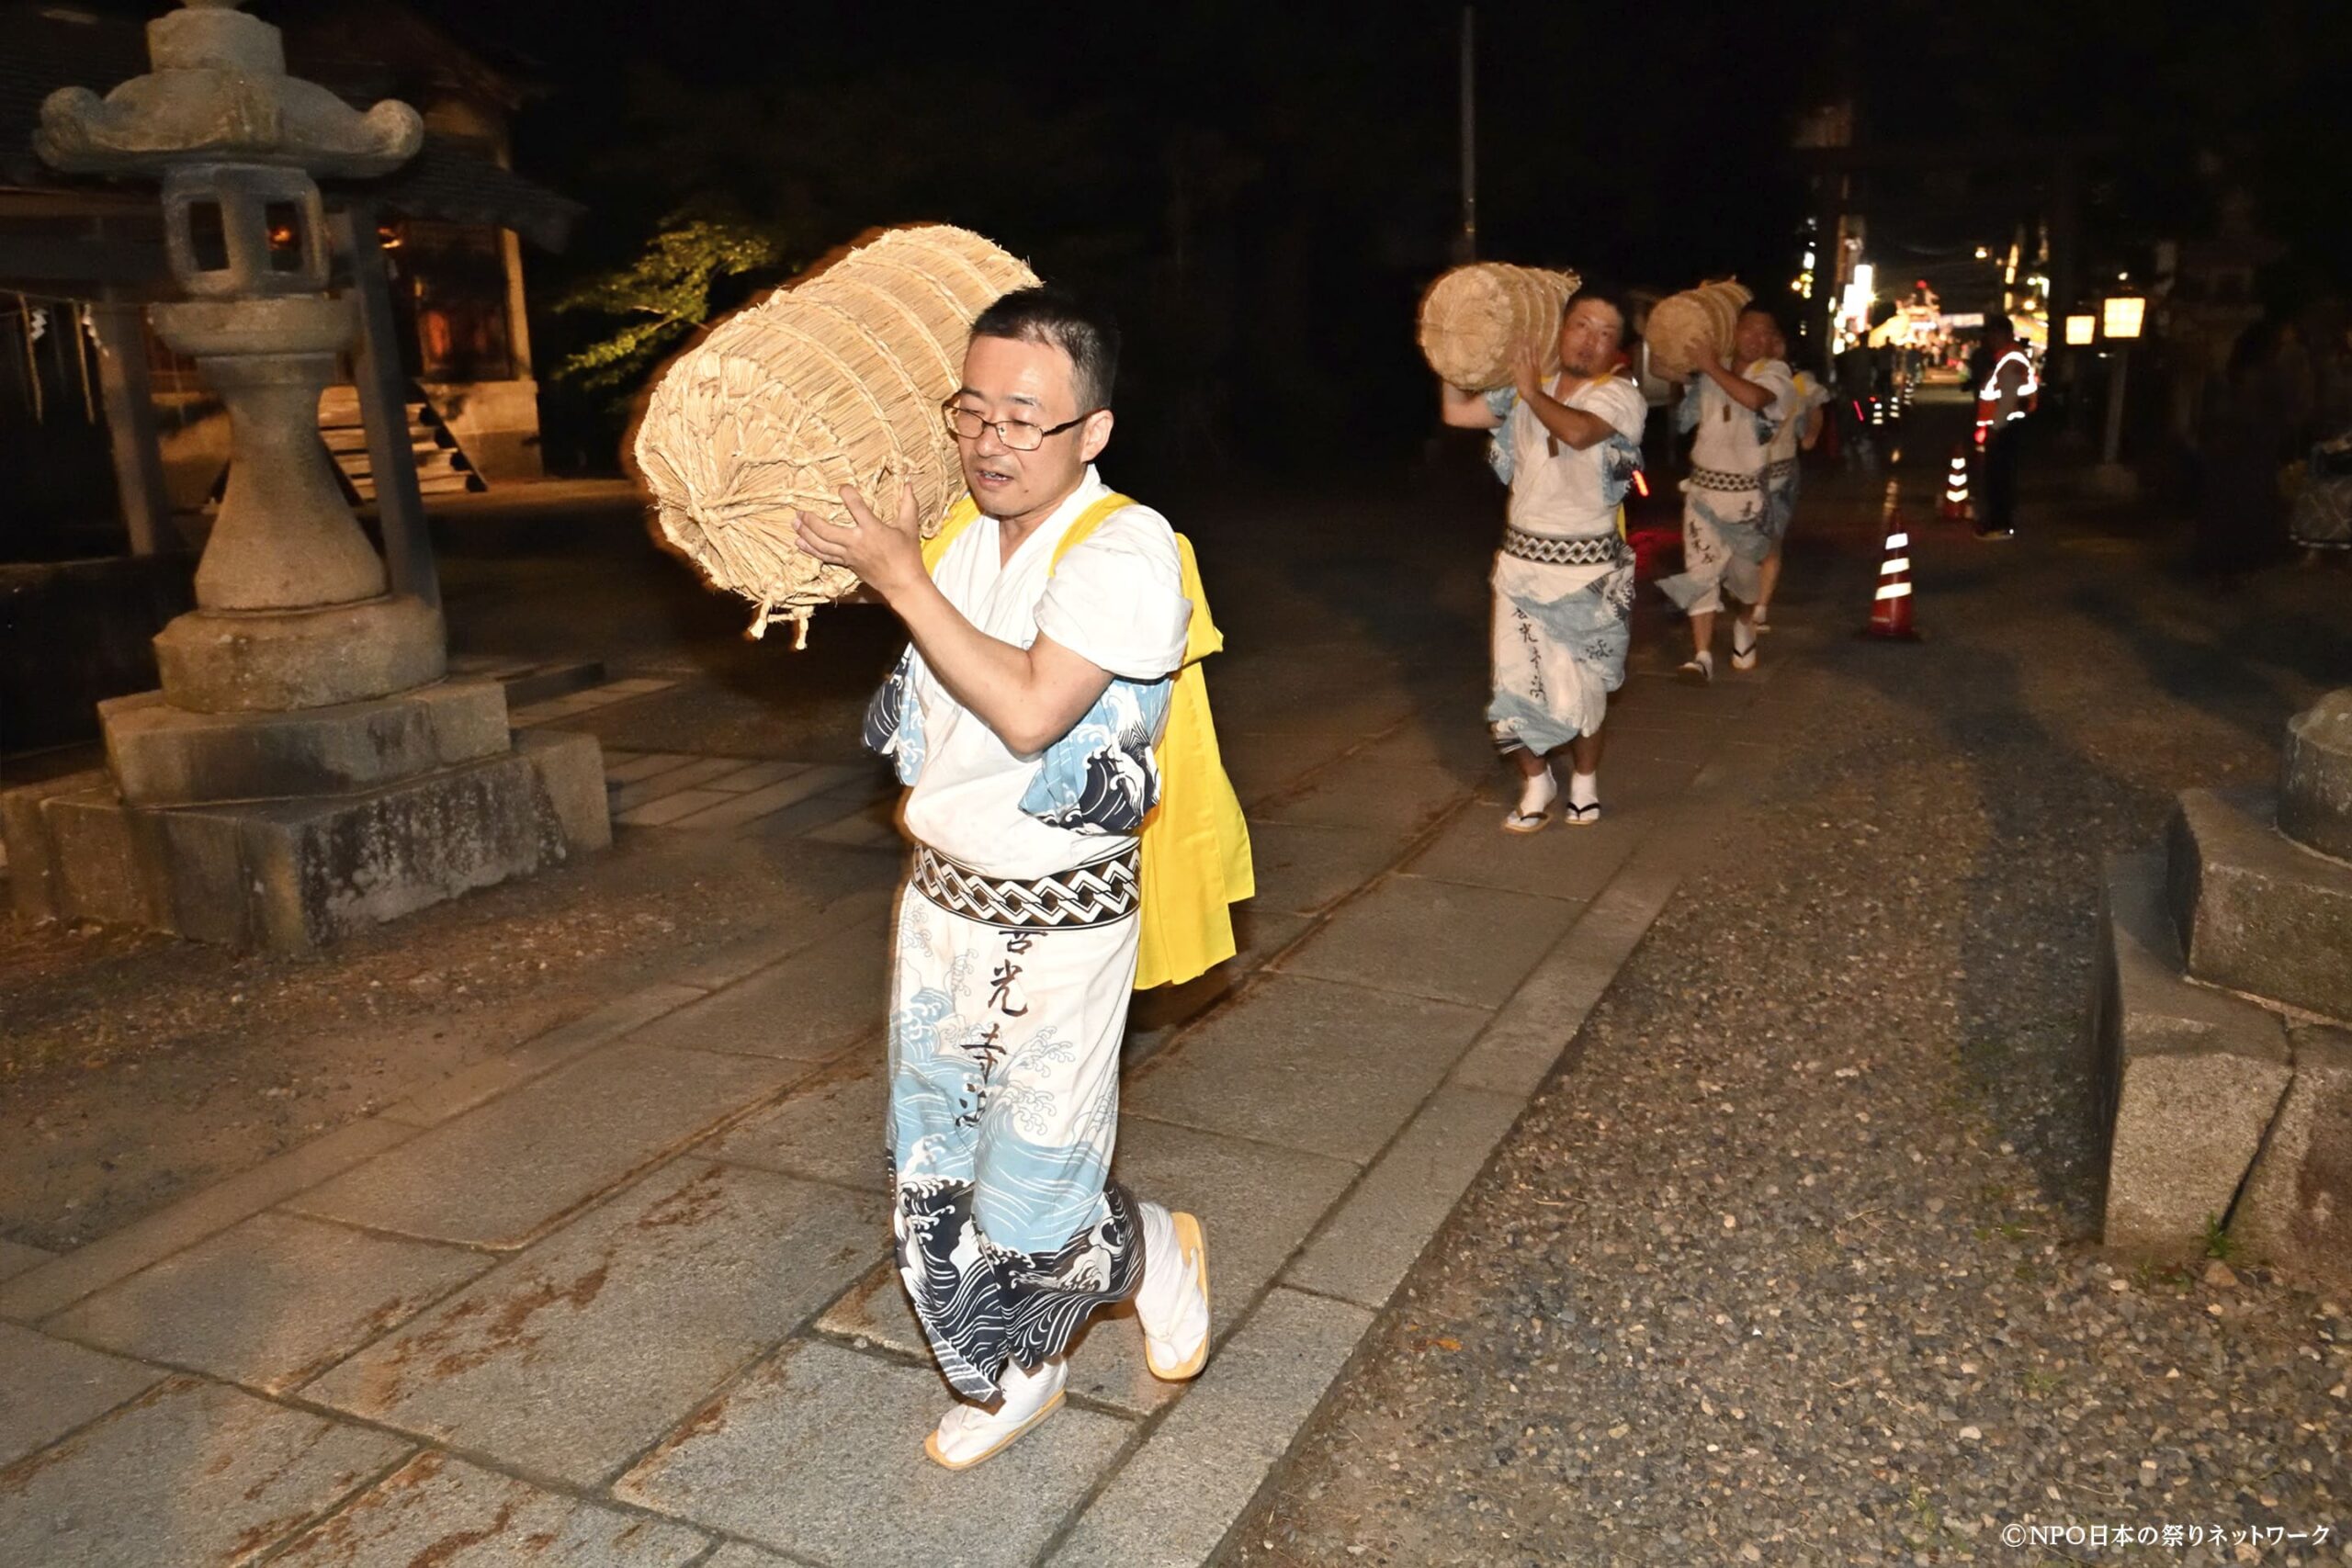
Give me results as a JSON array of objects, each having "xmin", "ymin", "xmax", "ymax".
[{"xmin": 1457, "ymin": 5, "xmax": 1476, "ymax": 264}]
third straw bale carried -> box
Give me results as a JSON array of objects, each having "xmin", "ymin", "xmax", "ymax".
[
  {"xmin": 1417, "ymin": 262, "xmax": 1581, "ymax": 391},
  {"xmin": 632, "ymin": 224, "xmax": 1038, "ymax": 646}
]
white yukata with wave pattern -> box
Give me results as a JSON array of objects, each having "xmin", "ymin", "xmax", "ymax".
[{"xmin": 864, "ymin": 467, "xmax": 1192, "ymax": 1401}]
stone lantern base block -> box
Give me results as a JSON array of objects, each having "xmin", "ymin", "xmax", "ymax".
[
  {"xmin": 101, "ymin": 680, "xmax": 510, "ymax": 808},
  {"xmin": 0, "ymin": 730, "xmax": 607, "ymax": 953},
  {"xmin": 2092, "ymin": 852, "xmax": 2293, "ymax": 1258},
  {"xmin": 153, "ymin": 593, "xmax": 446, "ymax": 714},
  {"xmin": 2233, "ymin": 1026, "xmax": 2352, "ymax": 1288},
  {"xmin": 2166, "ymin": 787, "xmax": 2352, "ymax": 1022},
  {"xmin": 2280, "ymin": 691, "xmax": 2352, "ymax": 863}
]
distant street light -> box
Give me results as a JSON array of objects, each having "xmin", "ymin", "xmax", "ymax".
[
  {"xmin": 2064, "ymin": 314, "xmax": 2096, "ymax": 346},
  {"xmin": 2101, "ymin": 296, "xmax": 2145, "ymax": 339}
]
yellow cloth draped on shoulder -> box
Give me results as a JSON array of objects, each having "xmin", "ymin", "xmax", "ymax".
[{"xmin": 921, "ymin": 491, "xmax": 1255, "ymax": 988}]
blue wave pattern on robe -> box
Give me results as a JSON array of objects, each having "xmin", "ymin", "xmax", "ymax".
[
  {"xmin": 1598, "ymin": 433, "xmax": 1644, "ymax": 508},
  {"xmin": 865, "ymin": 652, "xmax": 1169, "ymax": 835},
  {"xmin": 1018, "ymin": 676, "xmax": 1170, "ymax": 833},
  {"xmin": 865, "ymin": 647, "xmax": 924, "ymax": 784},
  {"xmin": 1485, "ymin": 560, "xmax": 1635, "ymax": 754}
]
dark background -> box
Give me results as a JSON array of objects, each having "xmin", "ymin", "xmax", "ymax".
[{"xmin": 401, "ymin": 1, "xmax": 2352, "ymax": 485}]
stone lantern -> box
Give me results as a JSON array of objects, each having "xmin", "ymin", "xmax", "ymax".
[{"xmin": 1, "ymin": 0, "xmax": 607, "ymax": 952}]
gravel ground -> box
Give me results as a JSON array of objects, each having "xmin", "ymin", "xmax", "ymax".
[{"xmin": 1233, "ymin": 455, "xmax": 2352, "ymax": 1567}]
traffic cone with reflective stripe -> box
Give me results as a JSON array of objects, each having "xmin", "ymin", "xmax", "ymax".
[
  {"xmin": 1939, "ymin": 443, "xmax": 1973, "ymax": 523},
  {"xmin": 1866, "ymin": 507, "xmax": 1919, "ymax": 640}
]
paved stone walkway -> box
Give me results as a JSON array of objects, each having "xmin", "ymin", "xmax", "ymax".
[{"xmin": 0, "ymin": 477, "xmax": 1842, "ymax": 1567}]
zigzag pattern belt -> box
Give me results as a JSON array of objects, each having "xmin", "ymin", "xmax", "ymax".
[
  {"xmin": 1763, "ymin": 458, "xmax": 1799, "ymax": 485},
  {"xmin": 911, "ymin": 843, "xmax": 1141, "ymax": 931},
  {"xmin": 1500, "ymin": 529, "xmax": 1628, "ymax": 568},
  {"xmin": 1689, "ymin": 465, "xmax": 1764, "ymax": 491}
]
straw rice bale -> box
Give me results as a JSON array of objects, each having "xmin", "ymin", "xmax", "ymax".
[
  {"xmin": 632, "ymin": 224, "xmax": 1038, "ymax": 645},
  {"xmin": 1645, "ymin": 278, "xmax": 1753, "ymax": 380},
  {"xmin": 1417, "ymin": 262, "xmax": 1582, "ymax": 390}
]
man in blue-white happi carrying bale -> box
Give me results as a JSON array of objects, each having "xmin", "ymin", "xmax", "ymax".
[
  {"xmin": 1442, "ymin": 284, "xmax": 1648, "ymax": 833},
  {"xmin": 795, "ymin": 286, "xmax": 1251, "ymax": 1471},
  {"xmin": 1657, "ymin": 302, "xmax": 1802, "ymax": 682}
]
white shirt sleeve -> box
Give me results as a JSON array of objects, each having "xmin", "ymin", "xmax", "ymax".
[
  {"xmin": 1580, "ymin": 378, "xmax": 1649, "ymax": 444},
  {"xmin": 1755, "ymin": 361, "xmax": 1801, "ymax": 423},
  {"xmin": 1033, "ymin": 507, "xmax": 1193, "ymax": 681}
]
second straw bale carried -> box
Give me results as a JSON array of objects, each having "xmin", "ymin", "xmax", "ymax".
[
  {"xmin": 633, "ymin": 224, "xmax": 1039, "ymax": 643},
  {"xmin": 1644, "ymin": 278, "xmax": 1753, "ymax": 381},
  {"xmin": 1418, "ymin": 262, "xmax": 1582, "ymax": 391}
]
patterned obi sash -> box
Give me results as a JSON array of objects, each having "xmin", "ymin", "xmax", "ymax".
[
  {"xmin": 1500, "ymin": 528, "xmax": 1630, "ymax": 568},
  {"xmin": 1689, "ymin": 465, "xmax": 1765, "ymax": 492},
  {"xmin": 911, "ymin": 844, "xmax": 1142, "ymax": 931},
  {"xmin": 1762, "ymin": 457, "xmax": 1799, "ymax": 489}
]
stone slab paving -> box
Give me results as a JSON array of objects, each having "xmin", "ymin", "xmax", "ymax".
[
  {"xmin": 0, "ymin": 1114, "xmax": 417, "ymax": 1323},
  {"xmin": 287, "ymin": 1043, "xmax": 802, "ymax": 1249},
  {"xmin": 0, "ymin": 1240, "xmax": 52, "ymax": 1283},
  {"xmin": 1044, "ymin": 1289, "xmax": 1374, "ymax": 1568},
  {"xmin": 271, "ymin": 1450, "xmax": 709, "ymax": 1567},
  {"xmin": 48, "ymin": 1210, "xmax": 492, "ymax": 1395},
  {"xmin": 1124, "ymin": 973, "xmax": 1490, "ymax": 1163},
  {"xmin": 308, "ymin": 1160, "xmax": 883, "ymax": 1489},
  {"xmin": 627, "ymin": 915, "xmax": 890, "ymax": 1063},
  {"xmin": 1407, "ymin": 799, "xmax": 1645, "ymax": 900},
  {"xmin": 0, "ymin": 1376, "xmax": 409, "ymax": 1568},
  {"xmin": 1250, "ymin": 758, "xmax": 1470, "ymax": 835},
  {"xmin": 0, "ymin": 594, "xmax": 1770, "ymax": 1567},
  {"xmin": 1272, "ymin": 873, "xmax": 1585, "ymax": 1009},
  {"xmin": 1282, "ymin": 1084, "xmax": 1527, "ymax": 1309},
  {"xmin": 0, "ymin": 1319, "xmax": 162, "ymax": 1468},
  {"xmin": 1240, "ymin": 818, "xmax": 1409, "ymax": 916},
  {"xmin": 700, "ymin": 1056, "xmax": 892, "ymax": 1192},
  {"xmin": 615, "ymin": 1338, "xmax": 1132, "ymax": 1568},
  {"xmin": 1216, "ymin": 726, "xmax": 1374, "ymax": 809},
  {"xmin": 377, "ymin": 982, "xmax": 709, "ymax": 1129}
]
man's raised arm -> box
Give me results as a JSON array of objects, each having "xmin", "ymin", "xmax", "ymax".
[{"xmin": 796, "ymin": 485, "xmax": 1113, "ymax": 756}]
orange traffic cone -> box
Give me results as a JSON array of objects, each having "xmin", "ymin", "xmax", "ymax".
[
  {"xmin": 1939, "ymin": 444, "xmax": 1973, "ymax": 523},
  {"xmin": 1866, "ymin": 509, "xmax": 1919, "ymax": 640}
]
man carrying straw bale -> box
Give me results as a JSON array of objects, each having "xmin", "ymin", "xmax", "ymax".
[
  {"xmin": 794, "ymin": 287, "xmax": 1230, "ymax": 1471},
  {"xmin": 1656, "ymin": 303, "xmax": 1801, "ymax": 682},
  {"xmin": 1440, "ymin": 284, "xmax": 1647, "ymax": 831},
  {"xmin": 1752, "ymin": 321, "xmax": 1832, "ymax": 633}
]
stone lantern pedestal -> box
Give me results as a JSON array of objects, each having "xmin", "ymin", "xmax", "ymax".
[{"xmin": 0, "ymin": 1, "xmax": 605, "ymax": 953}]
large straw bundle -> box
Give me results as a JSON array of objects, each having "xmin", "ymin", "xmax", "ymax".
[
  {"xmin": 1417, "ymin": 263, "xmax": 1582, "ymax": 390},
  {"xmin": 633, "ymin": 225, "xmax": 1039, "ymax": 646},
  {"xmin": 1644, "ymin": 278, "xmax": 1753, "ymax": 381}
]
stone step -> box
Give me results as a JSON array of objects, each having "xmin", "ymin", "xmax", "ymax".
[
  {"xmin": 2166, "ymin": 787, "xmax": 2352, "ymax": 1021},
  {"xmin": 2281, "ymin": 689, "xmax": 2352, "ymax": 863},
  {"xmin": 445, "ymin": 655, "xmax": 608, "ymax": 709},
  {"xmin": 98, "ymin": 680, "xmax": 511, "ymax": 808},
  {"xmin": 2092, "ymin": 852, "xmax": 2292, "ymax": 1257},
  {"xmin": 4, "ymin": 731, "xmax": 606, "ymax": 953}
]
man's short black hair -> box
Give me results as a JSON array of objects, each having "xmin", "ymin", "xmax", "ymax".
[
  {"xmin": 969, "ymin": 286, "xmax": 1119, "ymax": 412},
  {"xmin": 1738, "ymin": 301, "xmax": 1786, "ymax": 335},
  {"xmin": 1985, "ymin": 312, "xmax": 2016, "ymax": 341},
  {"xmin": 1563, "ymin": 279, "xmax": 1630, "ymax": 341}
]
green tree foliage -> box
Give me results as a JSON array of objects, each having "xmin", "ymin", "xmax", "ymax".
[{"xmin": 548, "ymin": 209, "xmax": 782, "ymax": 393}]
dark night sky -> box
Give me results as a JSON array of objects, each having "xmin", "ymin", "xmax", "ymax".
[{"xmin": 391, "ymin": 0, "xmax": 2352, "ymax": 471}]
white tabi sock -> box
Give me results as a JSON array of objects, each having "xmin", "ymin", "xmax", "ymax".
[
  {"xmin": 1514, "ymin": 766, "xmax": 1557, "ymax": 818},
  {"xmin": 1135, "ymin": 1201, "xmax": 1210, "ymax": 1371},
  {"xmin": 1568, "ymin": 771, "xmax": 1600, "ymax": 808},
  {"xmin": 930, "ymin": 1356, "xmax": 1068, "ymax": 1468}
]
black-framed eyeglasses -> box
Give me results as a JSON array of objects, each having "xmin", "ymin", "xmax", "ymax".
[{"xmin": 940, "ymin": 399, "xmax": 1099, "ymax": 452}]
